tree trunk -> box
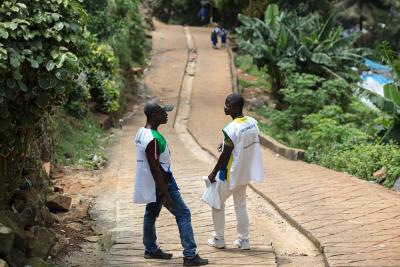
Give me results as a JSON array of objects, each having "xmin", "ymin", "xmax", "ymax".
[{"xmin": 268, "ymin": 63, "xmax": 285, "ymax": 109}]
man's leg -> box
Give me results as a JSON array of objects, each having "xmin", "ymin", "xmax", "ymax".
[
  {"xmin": 143, "ymin": 200, "xmax": 162, "ymax": 253},
  {"xmin": 168, "ymin": 189, "xmax": 197, "ymax": 258},
  {"xmin": 211, "ymin": 180, "xmax": 232, "ymax": 241},
  {"xmin": 232, "ymin": 185, "xmax": 250, "ymax": 249}
]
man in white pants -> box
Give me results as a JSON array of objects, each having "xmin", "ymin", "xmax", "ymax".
[{"xmin": 207, "ymin": 93, "xmax": 264, "ymax": 250}]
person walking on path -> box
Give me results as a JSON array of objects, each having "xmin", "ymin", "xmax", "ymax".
[
  {"xmin": 207, "ymin": 93, "xmax": 265, "ymax": 250},
  {"xmin": 220, "ymin": 28, "xmax": 227, "ymax": 48},
  {"xmin": 210, "ymin": 25, "xmax": 220, "ymax": 49},
  {"xmin": 133, "ymin": 100, "xmax": 208, "ymax": 266}
]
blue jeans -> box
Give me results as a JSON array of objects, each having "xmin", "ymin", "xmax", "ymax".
[{"xmin": 143, "ymin": 185, "xmax": 197, "ymax": 257}]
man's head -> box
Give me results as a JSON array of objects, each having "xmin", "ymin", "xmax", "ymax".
[
  {"xmin": 144, "ymin": 100, "xmax": 174, "ymax": 125},
  {"xmin": 224, "ymin": 93, "xmax": 244, "ymax": 116}
]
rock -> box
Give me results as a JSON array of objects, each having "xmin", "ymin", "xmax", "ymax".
[
  {"xmin": 373, "ymin": 167, "xmax": 386, "ymax": 183},
  {"xmin": 132, "ymin": 67, "xmax": 143, "ymax": 74},
  {"xmin": 393, "ymin": 177, "xmax": 400, "ymax": 192},
  {"xmin": 19, "ymin": 205, "xmax": 36, "ymax": 229},
  {"xmin": 49, "ymin": 234, "xmax": 69, "ymax": 257},
  {"xmin": 27, "ymin": 226, "xmax": 55, "ymax": 259},
  {"xmin": 0, "ymin": 211, "xmax": 27, "ymax": 252},
  {"xmin": 66, "ymin": 222, "xmax": 83, "ymax": 232},
  {"xmin": 373, "ymin": 167, "xmax": 386, "ymax": 178},
  {"xmin": 53, "ymin": 186, "xmax": 63, "ymax": 193},
  {"xmin": 85, "ymin": 236, "xmax": 99, "ymax": 243},
  {"xmin": 42, "ymin": 162, "xmax": 51, "ymax": 177},
  {"xmin": 0, "ymin": 223, "xmax": 14, "ymax": 256},
  {"xmin": 46, "ymin": 194, "xmax": 72, "ymax": 212},
  {"xmin": 40, "ymin": 208, "xmax": 55, "ymax": 228},
  {"xmin": 25, "ymin": 257, "xmax": 49, "ymax": 267},
  {"xmin": 0, "ymin": 259, "xmax": 9, "ymax": 267},
  {"xmin": 12, "ymin": 199, "xmax": 24, "ymax": 213},
  {"xmin": 6, "ymin": 248, "xmax": 26, "ymax": 267}
]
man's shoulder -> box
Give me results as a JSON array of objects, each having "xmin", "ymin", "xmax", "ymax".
[{"xmin": 135, "ymin": 127, "xmax": 154, "ymax": 147}]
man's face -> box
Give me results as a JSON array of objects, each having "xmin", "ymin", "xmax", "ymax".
[
  {"xmin": 224, "ymin": 97, "xmax": 234, "ymax": 115},
  {"xmin": 155, "ymin": 106, "xmax": 168, "ymax": 124}
]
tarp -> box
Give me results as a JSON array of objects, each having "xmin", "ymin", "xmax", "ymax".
[{"xmin": 364, "ymin": 58, "xmax": 391, "ymax": 72}]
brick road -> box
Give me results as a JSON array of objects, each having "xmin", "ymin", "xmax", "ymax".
[
  {"xmin": 101, "ymin": 21, "xmax": 400, "ymax": 267},
  {"xmin": 187, "ymin": 26, "xmax": 400, "ymax": 267},
  {"xmin": 103, "ymin": 22, "xmax": 277, "ymax": 266}
]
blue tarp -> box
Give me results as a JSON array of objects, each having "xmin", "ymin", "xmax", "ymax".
[
  {"xmin": 364, "ymin": 58, "xmax": 391, "ymax": 72},
  {"xmin": 360, "ymin": 73, "xmax": 392, "ymax": 85}
]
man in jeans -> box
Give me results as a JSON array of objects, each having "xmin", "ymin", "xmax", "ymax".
[
  {"xmin": 134, "ymin": 100, "xmax": 208, "ymax": 266},
  {"xmin": 207, "ymin": 93, "xmax": 264, "ymax": 250}
]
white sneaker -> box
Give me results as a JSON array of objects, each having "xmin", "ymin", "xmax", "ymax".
[
  {"xmin": 207, "ymin": 238, "xmax": 225, "ymax": 249},
  {"xmin": 233, "ymin": 239, "xmax": 250, "ymax": 250}
]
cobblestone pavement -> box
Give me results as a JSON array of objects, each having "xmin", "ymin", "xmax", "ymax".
[
  {"xmin": 103, "ymin": 22, "xmax": 277, "ymax": 267},
  {"xmin": 187, "ymin": 27, "xmax": 400, "ymax": 267}
]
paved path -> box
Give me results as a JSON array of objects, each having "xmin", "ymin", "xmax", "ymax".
[
  {"xmin": 101, "ymin": 21, "xmax": 400, "ymax": 267},
  {"xmin": 187, "ymin": 26, "xmax": 400, "ymax": 267},
  {"xmin": 103, "ymin": 22, "xmax": 276, "ymax": 267}
]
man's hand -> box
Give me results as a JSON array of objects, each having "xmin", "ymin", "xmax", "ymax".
[
  {"xmin": 162, "ymin": 193, "xmax": 173, "ymax": 210},
  {"xmin": 217, "ymin": 143, "xmax": 223, "ymax": 153},
  {"xmin": 208, "ymin": 172, "xmax": 216, "ymax": 183}
]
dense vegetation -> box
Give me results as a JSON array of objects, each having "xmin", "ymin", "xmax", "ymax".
[
  {"xmin": 0, "ymin": 0, "xmax": 146, "ymax": 223},
  {"xmin": 234, "ymin": 3, "xmax": 400, "ymax": 187}
]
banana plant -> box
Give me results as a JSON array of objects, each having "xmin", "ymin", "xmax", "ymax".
[
  {"xmin": 236, "ymin": 4, "xmax": 366, "ymax": 104},
  {"xmin": 357, "ymin": 43, "xmax": 400, "ymax": 142},
  {"xmin": 236, "ymin": 4, "xmax": 292, "ymax": 104}
]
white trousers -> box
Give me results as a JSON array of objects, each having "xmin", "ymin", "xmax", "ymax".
[{"xmin": 212, "ymin": 181, "xmax": 249, "ymax": 240}]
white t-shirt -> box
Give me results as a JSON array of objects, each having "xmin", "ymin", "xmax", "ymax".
[
  {"xmin": 133, "ymin": 127, "xmax": 171, "ymax": 204},
  {"xmin": 222, "ymin": 116, "xmax": 265, "ymax": 190}
]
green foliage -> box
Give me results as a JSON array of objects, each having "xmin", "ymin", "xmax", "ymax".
[
  {"xmin": 0, "ymin": 0, "xmax": 85, "ymax": 206},
  {"xmin": 295, "ymin": 106, "xmax": 370, "ymax": 162},
  {"xmin": 150, "ymin": 0, "xmax": 202, "ymax": 25},
  {"xmin": 320, "ymin": 143, "xmax": 400, "ymax": 187},
  {"xmin": 236, "ymin": 4, "xmax": 366, "ymax": 103},
  {"xmin": 357, "ymin": 42, "xmax": 400, "ymax": 142},
  {"xmin": 64, "ymin": 0, "xmax": 147, "ymax": 116},
  {"xmin": 64, "ymin": 72, "xmax": 91, "ymax": 117},
  {"xmin": 85, "ymin": 42, "xmax": 121, "ymax": 113},
  {"xmin": 235, "ymin": 54, "xmax": 271, "ymax": 91},
  {"xmin": 54, "ymin": 112, "xmax": 108, "ymax": 169}
]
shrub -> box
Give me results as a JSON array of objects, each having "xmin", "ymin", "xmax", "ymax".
[
  {"xmin": 280, "ymin": 73, "xmax": 353, "ymax": 129},
  {"xmin": 320, "ymin": 143, "xmax": 400, "ymax": 187},
  {"xmin": 295, "ymin": 106, "xmax": 371, "ymax": 161},
  {"xmin": 84, "ymin": 41, "xmax": 122, "ymax": 113},
  {"xmin": 0, "ymin": 0, "xmax": 84, "ymax": 206}
]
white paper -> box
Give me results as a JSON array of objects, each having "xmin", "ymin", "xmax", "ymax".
[{"xmin": 201, "ymin": 176, "xmax": 221, "ymax": 209}]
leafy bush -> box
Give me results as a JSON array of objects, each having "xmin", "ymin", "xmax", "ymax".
[
  {"xmin": 63, "ymin": 0, "xmax": 146, "ymax": 117},
  {"xmin": 320, "ymin": 143, "xmax": 400, "ymax": 187},
  {"xmin": 150, "ymin": 0, "xmax": 202, "ymax": 25},
  {"xmin": 0, "ymin": 0, "xmax": 84, "ymax": 206},
  {"xmin": 86, "ymin": 42, "xmax": 122, "ymax": 113},
  {"xmin": 236, "ymin": 4, "xmax": 365, "ymax": 104},
  {"xmin": 295, "ymin": 106, "xmax": 371, "ymax": 161},
  {"xmin": 64, "ymin": 72, "xmax": 91, "ymax": 117}
]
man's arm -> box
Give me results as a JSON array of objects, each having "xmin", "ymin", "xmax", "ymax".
[
  {"xmin": 145, "ymin": 139, "xmax": 173, "ymax": 209},
  {"xmin": 208, "ymin": 134, "xmax": 234, "ymax": 183}
]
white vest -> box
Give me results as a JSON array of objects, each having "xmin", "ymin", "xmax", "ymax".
[
  {"xmin": 223, "ymin": 116, "xmax": 265, "ymax": 190},
  {"xmin": 133, "ymin": 127, "xmax": 171, "ymax": 204}
]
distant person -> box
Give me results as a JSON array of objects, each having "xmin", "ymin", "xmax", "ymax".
[
  {"xmin": 134, "ymin": 100, "xmax": 208, "ymax": 266},
  {"xmin": 220, "ymin": 28, "xmax": 227, "ymax": 48},
  {"xmin": 207, "ymin": 93, "xmax": 264, "ymax": 250},
  {"xmin": 211, "ymin": 25, "xmax": 220, "ymax": 49},
  {"xmin": 198, "ymin": 6, "xmax": 207, "ymax": 24}
]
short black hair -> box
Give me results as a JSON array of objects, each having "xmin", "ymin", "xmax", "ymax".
[{"xmin": 227, "ymin": 93, "xmax": 244, "ymax": 110}]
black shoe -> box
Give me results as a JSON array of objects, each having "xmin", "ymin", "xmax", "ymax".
[
  {"xmin": 144, "ymin": 248, "xmax": 173, "ymax": 259},
  {"xmin": 183, "ymin": 254, "xmax": 208, "ymax": 266}
]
